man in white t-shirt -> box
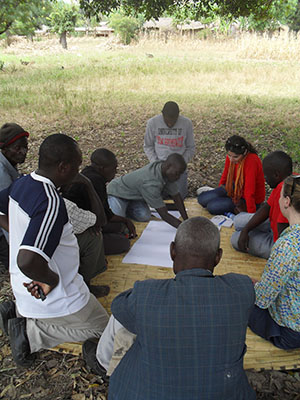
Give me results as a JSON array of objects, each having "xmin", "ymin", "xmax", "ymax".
[
  {"xmin": 144, "ymin": 101, "xmax": 195, "ymax": 199},
  {"xmin": 0, "ymin": 134, "xmax": 109, "ymax": 367}
]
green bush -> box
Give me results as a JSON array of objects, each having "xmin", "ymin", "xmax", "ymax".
[
  {"xmin": 109, "ymin": 12, "xmax": 140, "ymax": 45},
  {"xmin": 197, "ymin": 28, "xmax": 215, "ymax": 40}
]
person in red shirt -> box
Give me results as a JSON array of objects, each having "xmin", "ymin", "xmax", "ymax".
[
  {"xmin": 198, "ymin": 135, "xmax": 265, "ymax": 215},
  {"xmin": 231, "ymin": 151, "xmax": 292, "ymax": 259}
]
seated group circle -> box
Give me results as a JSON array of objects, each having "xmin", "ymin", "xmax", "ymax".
[{"xmin": 0, "ymin": 102, "xmax": 299, "ymax": 400}]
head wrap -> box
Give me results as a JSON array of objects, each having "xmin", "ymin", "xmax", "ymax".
[{"xmin": 0, "ymin": 123, "xmax": 29, "ymax": 149}]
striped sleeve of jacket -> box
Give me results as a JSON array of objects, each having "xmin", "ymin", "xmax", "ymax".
[{"xmin": 20, "ymin": 182, "xmax": 68, "ymax": 261}]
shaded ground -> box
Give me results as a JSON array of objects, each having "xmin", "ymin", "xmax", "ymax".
[{"xmin": 1, "ymin": 119, "xmax": 300, "ymax": 400}]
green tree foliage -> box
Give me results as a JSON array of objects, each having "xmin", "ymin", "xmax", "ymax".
[
  {"xmin": 79, "ymin": 0, "xmax": 279, "ymax": 21},
  {"xmin": 0, "ymin": 0, "xmax": 51, "ymax": 36},
  {"xmin": 48, "ymin": 1, "xmax": 79, "ymax": 49},
  {"xmin": 287, "ymin": 0, "xmax": 300, "ymax": 32},
  {"xmin": 109, "ymin": 11, "xmax": 141, "ymax": 44},
  {"xmin": 239, "ymin": 0, "xmax": 297, "ymax": 32}
]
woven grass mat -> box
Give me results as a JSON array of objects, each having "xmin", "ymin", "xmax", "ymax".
[{"xmin": 54, "ymin": 199, "xmax": 300, "ymax": 371}]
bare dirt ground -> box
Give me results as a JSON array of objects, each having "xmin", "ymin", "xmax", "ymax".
[{"xmin": 1, "ymin": 36, "xmax": 300, "ymax": 399}]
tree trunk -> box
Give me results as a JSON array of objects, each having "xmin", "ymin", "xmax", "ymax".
[
  {"xmin": 0, "ymin": 21, "xmax": 13, "ymax": 36},
  {"xmin": 6, "ymin": 30, "xmax": 12, "ymax": 47},
  {"xmin": 60, "ymin": 31, "xmax": 67, "ymax": 49}
]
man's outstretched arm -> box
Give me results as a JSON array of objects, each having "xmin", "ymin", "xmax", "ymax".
[
  {"xmin": 156, "ymin": 206, "xmax": 182, "ymax": 228},
  {"xmin": 171, "ymin": 193, "xmax": 188, "ymax": 221}
]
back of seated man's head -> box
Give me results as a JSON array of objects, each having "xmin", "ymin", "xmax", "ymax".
[
  {"xmin": 91, "ymin": 148, "xmax": 117, "ymax": 182},
  {"xmin": 38, "ymin": 134, "xmax": 80, "ymax": 170},
  {"xmin": 91, "ymin": 148, "xmax": 116, "ymax": 167},
  {"xmin": 162, "ymin": 101, "xmax": 179, "ymax": 128},
  {"xmin": 263, "ymin": 151, "xmax": 293, "ymax": 189},
  {"xmin": 172, "ymin": 217, "xmax": 222, "ymax": 274}
]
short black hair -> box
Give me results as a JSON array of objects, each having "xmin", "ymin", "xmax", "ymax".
[
  {"xmin": 162, "ymin": 101, "xmax": 179, "ymax": 118},
  {"xmin": 38, "ymin": 134, "xmax": 79, "ymax": 169},
  {"xmin": 263, "ymin": 151, "xmax": 292, "ymax": 176},
  {"xmin": 91, "ymin": 148, "xmax": 116, "ymax": 167},
  {"xmin": 165, "ymin": 153, "xmax": 187, "ymax": 171}
]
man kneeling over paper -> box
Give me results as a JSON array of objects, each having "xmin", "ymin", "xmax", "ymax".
[
  {"xmin": 107, "ymin": 153, "xmax": 188, "ymax": 228},
  {"xmin": 82, "ymin": 217, "xmax": 256, "ymax": 400}
]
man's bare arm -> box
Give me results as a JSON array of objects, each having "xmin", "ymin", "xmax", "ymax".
[
  {"xmin": 156, "ymin": 206, "xmax": 182, "ymax": 228},
  {"xmin": 0, "ymin": 215, "xmax": 8, "ymax": 232},
  {"xmin": 171, "ymin": 193, "xmax": 188, "ymax": 220},
  {"xmin": 238, "ymin": 203, "xmax": 270, "ymax": 252},
  {"xmin": 277, "ymin": 222, "xmax": 289, "ymax": 237}
]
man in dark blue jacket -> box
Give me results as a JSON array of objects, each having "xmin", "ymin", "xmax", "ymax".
[{"xmin": 84, "ymin": 216, "xmax": 256, "ymax": 400}]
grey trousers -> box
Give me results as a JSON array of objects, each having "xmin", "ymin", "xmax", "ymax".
[
  {"xmin": 22, "ymin": 294, "xmax": 109, "ymax": 353},
  {"xmin": 231, "ymin": 212, "xmax": 274, "ymax": 259}
]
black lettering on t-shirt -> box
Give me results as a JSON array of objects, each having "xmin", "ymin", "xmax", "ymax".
[{"xmin": 158, "ymin": 128, "xmax": 183, "ymax": 136}]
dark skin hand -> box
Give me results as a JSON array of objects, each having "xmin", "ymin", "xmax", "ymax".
[
  {"xmin": 234, "ymin": 199, "xmax": 247, "ymax": 214},
  {"xmin": 238, "ymin": 203, "xmax": 270, "ymax": 252},
  {"xmin": 18, "ymin": 249, "xmax": 59, "ymax": 300},
  {"xmin": 110, "ymin": 215, "xmax": 137, "ymax": 238},
  {"xmin": 156, "ymin": 193, "xmax": 188, "ymax": 228},
  {"xmin": 0, "ymin": 215, "xmax": 9, "ymax": 232},
  {"xmin": 23, "ymin": 281, "xmax": 52, "ymax": 299}
]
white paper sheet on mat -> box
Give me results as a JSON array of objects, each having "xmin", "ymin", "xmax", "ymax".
[{"xmin": 122, "ymin": 221, "xmax": 177, "ymax": 268}]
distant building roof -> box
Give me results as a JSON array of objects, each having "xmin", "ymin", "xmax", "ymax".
[
  {"xmin": 143, "ymin": 17, "xmax": 173, "ymax": 30},
  {"xmin": 177, "ymin": 21, "xmax": 206, "ymax": 30},
  {"xmin": 94, "ymin": 26, "xmax": 114, "ymax": 33}
]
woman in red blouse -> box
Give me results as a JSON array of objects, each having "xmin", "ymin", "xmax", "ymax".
[{"xmin": 198, "ymin": 135, "xmax": 265, "ymax": 215}]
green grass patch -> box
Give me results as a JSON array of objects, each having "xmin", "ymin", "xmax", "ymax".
[{"xmin": 0, "ymin": 36, "xmax": 299, "ymax": 190}]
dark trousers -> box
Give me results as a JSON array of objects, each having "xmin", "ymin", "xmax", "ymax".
[
  {"xmin": 102, "ymin": 222, "xmax": 130, "ymax": 256},
  {"xmin": 76, "ymin": 230, "xmax": 106, "ymax": 284},
  {"xmin": 249, "ymin": 305, "xmax": 300, "ymax": 350},
  {"xmin": 0, "ymin": 235, "xmax": 9, "ymax": 270}
]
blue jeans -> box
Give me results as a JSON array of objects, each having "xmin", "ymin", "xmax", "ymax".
[
  {"xmin": 197, "ymin": 186, "xmax": 235, "ymax": 215},
  {"xmin": 249, "ymin": 305, "xmax": 300, "ymax": 350},
  {"xmin": 108, "ymin": 196, "xmax": 151, "ymax": 222},
  {"xmin": 230, "ymin": 212, "xmax": 273, "ymax": 259}
]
